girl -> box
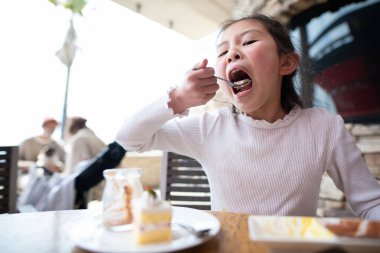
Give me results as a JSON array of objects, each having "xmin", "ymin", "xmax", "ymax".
[{"xmin": 116, "ymin": 14, "xmax": 380, "ymax": 219}]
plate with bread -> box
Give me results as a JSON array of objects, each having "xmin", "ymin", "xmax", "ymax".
[{"xmin": 248, "ymin": 216, "xmax": 380, "ymax": 253}]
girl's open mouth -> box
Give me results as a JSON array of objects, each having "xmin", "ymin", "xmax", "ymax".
[{"xmin": 229, "ymin": 69, "xmax": 253, "ymax": 94}]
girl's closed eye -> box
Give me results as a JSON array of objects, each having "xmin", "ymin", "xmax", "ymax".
[
  {"xmin": 243, "ymin": 40, "xmax": 258, "ymax": 46},
  {"xmin": 217, "ymin": 50, "xmax": 228, "ymax": 58}
]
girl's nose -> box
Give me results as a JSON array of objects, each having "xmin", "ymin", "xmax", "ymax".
[{"xmin": 227, "ymin": 49, "xmax": 241, "ymax": 63}]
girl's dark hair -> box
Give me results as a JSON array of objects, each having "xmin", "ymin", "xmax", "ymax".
[{"xmin": 219, "ymin": 14, "xmax": 303, "ymax": 112}]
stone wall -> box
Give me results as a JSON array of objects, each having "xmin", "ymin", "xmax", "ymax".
[
  {"xmin": 351, "ymin": 124, "xmax": 380, "ymax": 179},
  {"xmin": 318, "ymin": 123, "xmax": 380, "ymax": 217}
]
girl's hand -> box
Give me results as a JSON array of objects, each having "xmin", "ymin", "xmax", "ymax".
[{"xmin": 169, "ymin": 59, "xmax": 219, "ymax": 114}]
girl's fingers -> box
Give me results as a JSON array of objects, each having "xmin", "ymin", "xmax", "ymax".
[
  {"xmin": 190, "ymin": 66, "xmax": 216, "ymax": 80},
  {"xmin": 192, "ymin": 59, "xmax": 214, "ymax": 78},
  {"xmin": 192, "ymin": 59, "xmax": 208, "ymax": 70},
  {"xmin": 193, "ymin": 82, "xmax": 218, "ymax": 97}
]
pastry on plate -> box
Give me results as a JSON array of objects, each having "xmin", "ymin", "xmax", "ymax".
[{"xmin": 133, "ymin": 189, "xmax": 172, "ymax": 244}]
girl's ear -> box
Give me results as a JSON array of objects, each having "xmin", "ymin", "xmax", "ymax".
[{"xmin": 279, "ymin": 53, "xmax": 300, "ymax": 76}]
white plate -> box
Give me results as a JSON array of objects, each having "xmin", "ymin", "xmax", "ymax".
[
  {"xmin": 70, "ymin": 206, "xmax": 220, "ymax": 253},
  {"xmin": 248, "ymin": 216, "xmax": 380, "ymax": 253}
]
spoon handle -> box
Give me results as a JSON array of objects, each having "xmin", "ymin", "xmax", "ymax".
[
  {"xmin": 175, "ymin": 223, "xmax": 211, "ymax": 238},
  {"xmin": 192, "ymin": 67, "xmax": 235, "ymax": 87}
]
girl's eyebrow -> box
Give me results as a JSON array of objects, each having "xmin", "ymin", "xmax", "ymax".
[{"xmin": 216, "ymin": 29, "xmax": 262, "ymax": 49}]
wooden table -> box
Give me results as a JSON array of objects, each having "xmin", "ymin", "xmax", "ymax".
[{"xmin": 0, "ymin": 209, "xmax": 269, "ymax": 253}]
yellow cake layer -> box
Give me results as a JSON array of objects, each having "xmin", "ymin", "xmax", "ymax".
[
  {"xmin": 136, "ymin": 211, "xmax": 172, "ymax": 224},
  {"xmin": 134, "ymin": 227, "xmax": 172, "ymax": 244}
]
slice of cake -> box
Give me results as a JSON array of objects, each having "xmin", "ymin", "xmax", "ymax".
[{"xmin": 133, "ymin": 189, "xmax": 172, "ymax": 244}]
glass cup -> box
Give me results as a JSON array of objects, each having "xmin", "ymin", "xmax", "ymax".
[{"xmin": 102, "ymin": 168, "xmax": 143, "ymax": 229}]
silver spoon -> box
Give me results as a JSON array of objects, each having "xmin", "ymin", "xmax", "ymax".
[
  {"xmin": 175, "ymin": 223, "xmax": 211, "ymax": 238},
  {"xmin": 215, "ymin": 76, "xmax": 237, "ymax": 88},
  {"xmin": 192, "ymin": 67, "xmax": 237, "ymax": 88}
]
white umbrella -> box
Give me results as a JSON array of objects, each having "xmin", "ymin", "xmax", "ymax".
[
  {"xmin": 48, "ymin": 0, "xmax": 86, "ymax": 139},
  {"xmin": 56, "ymin": 19, "xmax": 77, "ymax": 139},
  {"xmin": 56, "ymin": 20, "xmax": 77, "ymax": 67}
]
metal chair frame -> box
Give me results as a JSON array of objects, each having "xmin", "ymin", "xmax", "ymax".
[
  {"xmin": 160, "ymin": 152, "xmax": 211, "ymax": 210},
  {"xmin": 0, "ymin": 146, "xmax": 18, "ymax": 213}
]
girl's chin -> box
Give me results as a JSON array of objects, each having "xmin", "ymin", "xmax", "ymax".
[
  {"xmin": 234, "ymin": 104, "xmax": 253, "ymax": 114},
  {"xmin": 233, "ymin": 99, "xmax": 261, "ymax": 112}
]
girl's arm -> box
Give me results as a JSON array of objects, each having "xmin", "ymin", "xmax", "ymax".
[{"xmin": 115, "ymin": 94, "xmax": 181, "ymax": 152}]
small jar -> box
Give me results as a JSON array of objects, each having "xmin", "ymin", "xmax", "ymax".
[{"xmin": 102, "ymin": 168, "xmax": 143, "ymax": 228}]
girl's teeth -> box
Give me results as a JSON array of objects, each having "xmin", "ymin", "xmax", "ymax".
[
  {"xmin": 232, "ymin": 79, "xmax": 252, "ymax": 94},
  {"xmin": 234, "ymin": 79, "xmax": 251, "ymax": 89},
  {"xmin": 234, "ymin": 79, "xmax": 250, "ymax": 86}
]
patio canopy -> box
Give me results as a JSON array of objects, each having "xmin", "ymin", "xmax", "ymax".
[{"xmin": 234, "ymin": 0, "xmax": 368, "ymax": 28}]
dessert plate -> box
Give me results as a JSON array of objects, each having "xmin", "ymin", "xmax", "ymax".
[
  {"xmin": 248, "ymin": 216, "xmax": 380, "ymax": 253},
  {"xmin": 70, "ymin": 206, "xmax": 220, "ymax": 253}
]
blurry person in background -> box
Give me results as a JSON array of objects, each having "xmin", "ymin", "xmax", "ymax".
[
  {"xmin": 35, "ymin": 146, "xmax": 64, "ymax": 174},
  {"xmin": 64, "ymin": 116, "xmax": 106, "ymax": 175},
  {"xmin": 64, "ymin": 116, "xmax": 107, "ymax": 204},
  {"xmin": 19, "ymin": 117, "xmax": 66, "ymax": 172}
]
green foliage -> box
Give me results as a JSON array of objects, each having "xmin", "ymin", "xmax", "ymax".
[
  {"xmin": 147, "ymin": 188, "xmax": 158, "ymax": 199},
  {"xmin": 48, "ymin": 0, "xmax": 87, "ymax": 15}
]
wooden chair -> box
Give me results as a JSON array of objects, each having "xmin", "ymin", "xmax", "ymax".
[
  {"xmin": 160, "ymin": 152, "xmax": 211, "ymax": 210},
  {"xmin": 0, "ymin": 146, "xmax": 18, "ymax": 213}
]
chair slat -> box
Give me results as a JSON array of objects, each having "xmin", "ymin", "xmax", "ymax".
[
  {"xmin": 168, "ymin": 195, "xmax": 210, "ymax": 202},
  {"xmin": 169, "ymin": 203, "xmax": 211, "ymax": 210},
  {"xmin": 167, "ymin": 169, "xmax": 206, "ymax": 176},
  {"xmin": 0, "ymin": 146, "xmax": 18, "ymax": 214},
  {"xmin": 168, "ymin": 160, "xmax": 201, "ymax": 168},
  {"xmin": 167, "ymin": 177, "xmax": 209, "ymax": 184},
  {"xmin": 167, "ymin": 186, "xmax": 210, "ymax": 193}
]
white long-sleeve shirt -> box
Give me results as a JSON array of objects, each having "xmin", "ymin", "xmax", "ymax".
[{"xmin": 116, "ymin": 95, "xmax": 380, "ymax": 220}]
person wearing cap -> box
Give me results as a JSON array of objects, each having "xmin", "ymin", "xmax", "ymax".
[{"xmin": 19, "ymin": 117, "xmax": 66, "ymax": 164}]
